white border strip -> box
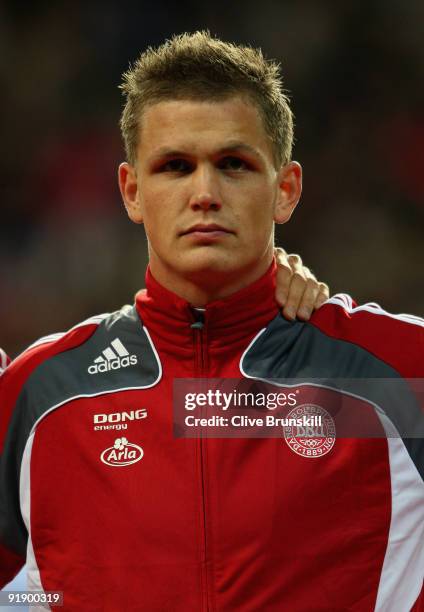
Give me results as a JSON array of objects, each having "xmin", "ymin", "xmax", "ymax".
[
  {"xmin": 19, "ymin": 432, "xmax": 48, "ymax": 606},
  {"xmin": 326, "ymin": 295, "xmax": 424, "ymax": 328},
  {"xmin": 374, "ymin": 434, "xmax": 424, "ymax": 611},
  {"xmin": 0, "ymin": 348, "xmax": 9, "ymax": 373},
  {"xmin": 21, "ymin": 313, "xmax": 111, "ymax": 355}
]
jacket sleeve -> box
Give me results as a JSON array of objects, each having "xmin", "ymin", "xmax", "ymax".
[
  {"xmin": 0, "ymin": 367, "xmax": 26, "ymax": 587},
  {"xmin": 0, "ymin": 324, "xmax": 99, "ymax": 588},
  {"xmin": 0, "ymin": 542, "xmax": 24, "ymax": 588}
]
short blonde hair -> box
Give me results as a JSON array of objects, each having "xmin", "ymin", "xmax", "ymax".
[{"xmin": 120, "ymin": 31, "xmax": 294, "ymax": 167}]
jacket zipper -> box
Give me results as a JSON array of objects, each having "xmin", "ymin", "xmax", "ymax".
[{"xmin": 192, "ymin": 315, "xmax": 210, "ymax": 612}]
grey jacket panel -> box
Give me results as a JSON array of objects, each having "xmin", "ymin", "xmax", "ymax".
[{"xmin": 242, "ymin": 316, "xmax": 424, "ymax": 479}]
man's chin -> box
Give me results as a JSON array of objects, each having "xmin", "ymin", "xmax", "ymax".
[
  {"xmin": 177, "ymin": 250, "xmax": 241, "ymax": 280},
  {"xmin": 184, "ymin": 261, "xmax": 234, "ymax": 279}
]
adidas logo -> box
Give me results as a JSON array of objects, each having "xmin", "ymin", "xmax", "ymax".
[{"xmin": 88, "ymin": 338, "xmax": 138, "ymax": 375}]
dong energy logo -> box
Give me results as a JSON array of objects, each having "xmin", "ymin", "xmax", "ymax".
[
  {"xmin": 93, "ymin": 409, "xmax": 148, "ymax": 432},
  {"xmin": 101, "ymin": 437, "xmax": 144, "ymax": 467}
]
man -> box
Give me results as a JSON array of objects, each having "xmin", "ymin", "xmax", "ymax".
[
  {"xmin": 1, "ymin": 32, "xmax": 423, "ymax": 611},
  {"xmin": 0, "ymin": 252, "xmax": 327, "ymax": 600}
]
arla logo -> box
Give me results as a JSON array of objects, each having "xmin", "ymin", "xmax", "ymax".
[{"xmin": 100, "ymin": 437, "xmax": 144, "ymax": 467}]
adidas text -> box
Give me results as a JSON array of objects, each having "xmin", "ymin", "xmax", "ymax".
[
  {"xmin": 88, "ymin": 337, "xmax": 138, "ymax": 375},
  {"xmin": 88, "ymin": 355, "xmax": 137, "ymax": 374}
]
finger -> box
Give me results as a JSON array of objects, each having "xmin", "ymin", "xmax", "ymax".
[
  {"xmin": 297, "ymin": 281, "xmax": 330, "ymax": 320},
  {"xmin": 286, "ymin": 253, "xmax": 303, "ymax": 272},
  {"xmin": 315, "ymin": 283, "xmax": 330, "ymax": 308},
  {"xmin": 276, "ymin": 250, "xmax": 329, "ymax": 319},
  {"xmin": 282, "ymin": 253, "xmax": 307, "ymax": 319},
  {"xmin": 296, "ymin": 278, "xmax": 321, "ymax": 320},
  {"xmin": 274, "ymin": 248, "xmax": 293, "ymax": 306},
  {"xmin": 282, "ymin": 272, "xmax": 307, "ymax": 320}
]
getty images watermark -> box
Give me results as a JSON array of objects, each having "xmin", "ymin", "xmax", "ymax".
[
  {"xmin": 173, "ymin": 378, "xmax": 424, "ymax": 444},
  {"xmin": 183, "ymin": 387, "xmax": 323, "ymax": 429}
]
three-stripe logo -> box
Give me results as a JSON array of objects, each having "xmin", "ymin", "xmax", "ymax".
[{"xmin": 88, "ymin": 338, "xmax": 138, "ymax": 375}]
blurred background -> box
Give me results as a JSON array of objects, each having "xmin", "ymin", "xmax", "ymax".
[{"xmin": 1, "ymin": 0, "xmax": 423, "ymax": 358}]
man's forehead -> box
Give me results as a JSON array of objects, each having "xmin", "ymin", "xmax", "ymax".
[
  {"xmin": 142, "ymin": 94, "xmax": 258, "ymax": 115},
  {"xmin": 141, "ymin": 96, "xmax": 262, "ymax": 128},
  {"xmin": 137, "ymin": 97, "xmax": 274, "ymax": 161}
]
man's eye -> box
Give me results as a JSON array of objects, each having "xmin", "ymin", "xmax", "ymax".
[
  {"xmin": 160, "ymin": 159, "xmax": 192, "ymax": 173},
  {"xmin": 219, "ymin": 157, "xmax": 249, "ymax": 171}
]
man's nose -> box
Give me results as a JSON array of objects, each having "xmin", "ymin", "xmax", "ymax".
[{"xmin": 189, "ymin": 166, "xmax": 222, "ymax": 212}]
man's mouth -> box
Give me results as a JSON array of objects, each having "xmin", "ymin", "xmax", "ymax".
[{"xmin": 180, "ymin": 224, "xmax": 234, "ymax": 237}]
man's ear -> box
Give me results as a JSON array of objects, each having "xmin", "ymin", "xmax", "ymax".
[
  {"xmin": 118, "ymin": 162, "xmax": 144, "ymax": 224},
  {"xmin": 274, "ymin": 161, "xmax": 302, "ymax": 224}
]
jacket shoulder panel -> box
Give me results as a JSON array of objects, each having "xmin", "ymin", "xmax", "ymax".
[
  {"xmin": 0, "ymin": 313, "xmax": 104, "ymax": 451},
  {"xmin": 240, "ymin": 307, "xmax": 424, "ymax": 481},
  {"xmin": 310, "ymin": 294, "xmax": 424, "ymax": 378},
  {"xmin": 5, "ymin": 305, "xmax": 161, "ymax": 439}
]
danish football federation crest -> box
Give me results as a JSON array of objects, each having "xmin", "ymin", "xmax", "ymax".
[{"xmin": 283, "ymin": 404, "xmax": 336, "ymax": 458}]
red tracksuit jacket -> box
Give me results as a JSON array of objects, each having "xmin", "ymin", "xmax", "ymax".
[{"xmin": 1, "ymin": 263, "xmax": 423, "ymax": 611}]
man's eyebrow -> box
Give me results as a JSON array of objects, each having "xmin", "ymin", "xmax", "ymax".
[
  {"xmin": 216, "ymin": 142, "xmax": 262, "ymax": 158},
  {"xmin": 149, "ymin": 142, "xmax": 263, "ymax": 161},
  {"xmin": 149, "ymin": 148, "xmax": 189, "ymax": 161}
]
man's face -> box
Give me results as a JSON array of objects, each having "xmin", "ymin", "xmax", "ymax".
[{"xmin": 119, "ymin": 96, "xmax": 301, "ymax": 294}]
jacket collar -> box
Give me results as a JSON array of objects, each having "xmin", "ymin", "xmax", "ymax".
[{"xmin": 135, "ymin": 260, "xmax": 279, "ymax": 350}]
